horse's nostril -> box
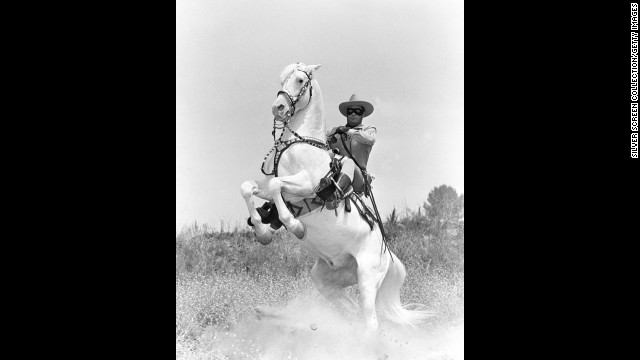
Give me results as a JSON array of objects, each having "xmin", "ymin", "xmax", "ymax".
[{"xmin": 277, "ymin": 104, "xmax": 284, "ymax": 111}]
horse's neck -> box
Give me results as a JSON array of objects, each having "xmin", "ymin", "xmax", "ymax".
[{"xmin": 283, "ymin": 81, "xmax": 325, "ymax": 141}]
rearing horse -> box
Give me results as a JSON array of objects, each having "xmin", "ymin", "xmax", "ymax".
[{"xmin": 240, "ymin": 63, "xmax": 433, "ymax": 333}]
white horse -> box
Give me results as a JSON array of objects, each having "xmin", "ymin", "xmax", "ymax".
[{"xmin": 240, "ymin": 63, "xmax": 433, "ymax": 333}]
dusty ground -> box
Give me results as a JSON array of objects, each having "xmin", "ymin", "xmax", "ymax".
[{"xmin": 183, "ymin": 294, "xmax": 463, "ymax": 360}]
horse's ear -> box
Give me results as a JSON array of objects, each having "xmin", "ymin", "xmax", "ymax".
[{"xmin": 306, "ymin": 64, "xmax": 322, "ymax": 76}]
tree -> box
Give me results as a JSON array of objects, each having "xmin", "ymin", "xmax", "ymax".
[
  {"xmin": 423, "ymin": 185, "xmax": 464, "ymax": 234},
  {"xmin": 422, "ymin": 185, "xmax": 464, "ymax": 271}
]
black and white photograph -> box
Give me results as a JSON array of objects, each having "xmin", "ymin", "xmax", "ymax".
[{"xmin": 176, "ymin": 0, "xmax": 464, "ymax": 358}]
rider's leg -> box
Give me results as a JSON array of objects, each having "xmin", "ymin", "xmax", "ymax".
[
  {"xmin": 319, "ymin": 158, "xmax": 355, "ymax": 211},
  {"xmin": 339, "ymin": 157, "xmax": 366, "ymax": 193}
]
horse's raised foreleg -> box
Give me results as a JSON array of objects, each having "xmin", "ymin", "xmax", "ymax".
[
  {"xmin": 267, "ymin": 171, "xmax": 314, "ymax": 239},
  {"xmin": 241, "ymin": 180, "xmax": 275, "ymax": 244},
  {"xmin": 310, "ymin": 258, "xmax": 359, "ymax": 317}
]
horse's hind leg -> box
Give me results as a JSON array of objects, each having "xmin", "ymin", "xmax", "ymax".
[
  {"xmin": 311, "ymin": 258, "xmax": 359, "ymax": 317},
  {"xmin": 356, "ymin": 251, "xmax": 391, "ymax": 333},
  {"xmin": 241, "ymin": 180, "xmax": 274, "ymax": 244}
]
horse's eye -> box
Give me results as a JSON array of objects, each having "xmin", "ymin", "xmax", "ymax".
[{"xmin": 298, "ymin": 79, "xmax": 303, "ymax": 83}]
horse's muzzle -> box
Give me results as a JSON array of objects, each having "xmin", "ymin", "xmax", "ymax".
[{"xmin": 272, "ymin": 94, "xmax": 290, "ymax": 118}]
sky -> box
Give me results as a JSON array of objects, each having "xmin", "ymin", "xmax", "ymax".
[{"xmin": 176, "ymin": 0, "xmax": 464, "ymax": 233}]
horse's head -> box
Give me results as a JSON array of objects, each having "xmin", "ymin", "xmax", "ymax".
[{"xmin": 272, "ymin": 63, "xmax": 322, "ymax": 120}]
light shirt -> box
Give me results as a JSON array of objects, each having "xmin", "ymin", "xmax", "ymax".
[{"xmin": 326, "ymin": 124, "xmax": 377, "ymax": 169}]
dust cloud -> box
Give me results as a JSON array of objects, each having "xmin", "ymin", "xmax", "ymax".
[{"xmin": 197, "ymin": 294, "xmax": 463, "ymax": 360}]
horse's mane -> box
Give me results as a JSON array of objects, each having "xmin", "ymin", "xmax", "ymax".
[{"xmin": 279, "ymin": 62, "xmax": 306, "ymax": 84}]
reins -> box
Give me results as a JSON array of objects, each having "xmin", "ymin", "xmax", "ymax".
[{"xmin": 340, "ymin": 135, "xmax": 392, "ymax": 261}]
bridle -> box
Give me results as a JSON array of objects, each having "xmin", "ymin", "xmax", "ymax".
[
  {"xmin": 260, "ymin": 67, "xmax": 329, "ymax": 176},
  {"xmin": 275, "ymin": 67, "xmax": 313, "ymax": 120},
  {"xmin": 270, "ymin": 67, "xmax": 314, "ymax": 140}
]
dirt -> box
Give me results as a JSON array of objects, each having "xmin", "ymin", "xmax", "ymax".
[{"xmin": 196, "ymin": 294, "xmax": 463, "ymax": 360}]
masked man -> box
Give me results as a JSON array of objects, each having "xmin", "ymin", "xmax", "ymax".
[{"xmin": 325, "ymin": 94, "xmax": 377, "ymax": 198}]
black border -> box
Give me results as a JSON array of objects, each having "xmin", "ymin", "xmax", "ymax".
[{"xmin": 30, "ymin": 1, "xmax": 638, "ymax": 357}]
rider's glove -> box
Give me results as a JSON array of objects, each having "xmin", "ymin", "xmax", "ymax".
[{"xmin": 335, "ymin": 126, "xmax": 350, "ymax": 134}]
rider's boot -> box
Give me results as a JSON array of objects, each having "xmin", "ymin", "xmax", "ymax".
[{"xmin": 326, "ymin": 173, "xmax": 353, "ymax": 212}]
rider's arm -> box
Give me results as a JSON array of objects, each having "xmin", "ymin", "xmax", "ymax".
[{"xmin": 347, "ymin": 125, "xmax": 377, "ymax": 145}]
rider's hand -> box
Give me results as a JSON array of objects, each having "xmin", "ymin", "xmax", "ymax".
[{"xmin": 335, "ymin": 126, "xmax": 350, "ymax": 134}]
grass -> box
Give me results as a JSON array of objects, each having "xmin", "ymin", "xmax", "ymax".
[{"xmin": 176, "ymin": 207, "xmax": 464, "ymax": 359}]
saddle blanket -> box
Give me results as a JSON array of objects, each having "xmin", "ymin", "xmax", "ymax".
[
  {"xmin": 284, "ymin": 196, "xmax": 326, "ymax": 218},
  {"xmin": 285, "ymin": 193, "xmax": 377, "ymax": 230}
]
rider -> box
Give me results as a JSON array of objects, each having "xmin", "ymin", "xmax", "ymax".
[{"xmin": 326, "ymin": 94, "xmax": 377, "ymax": 197}]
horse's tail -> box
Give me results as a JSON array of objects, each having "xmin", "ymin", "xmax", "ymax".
[{"xmin": 375, "ymin": 252, "xmax": 435, "ymax": 328}]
